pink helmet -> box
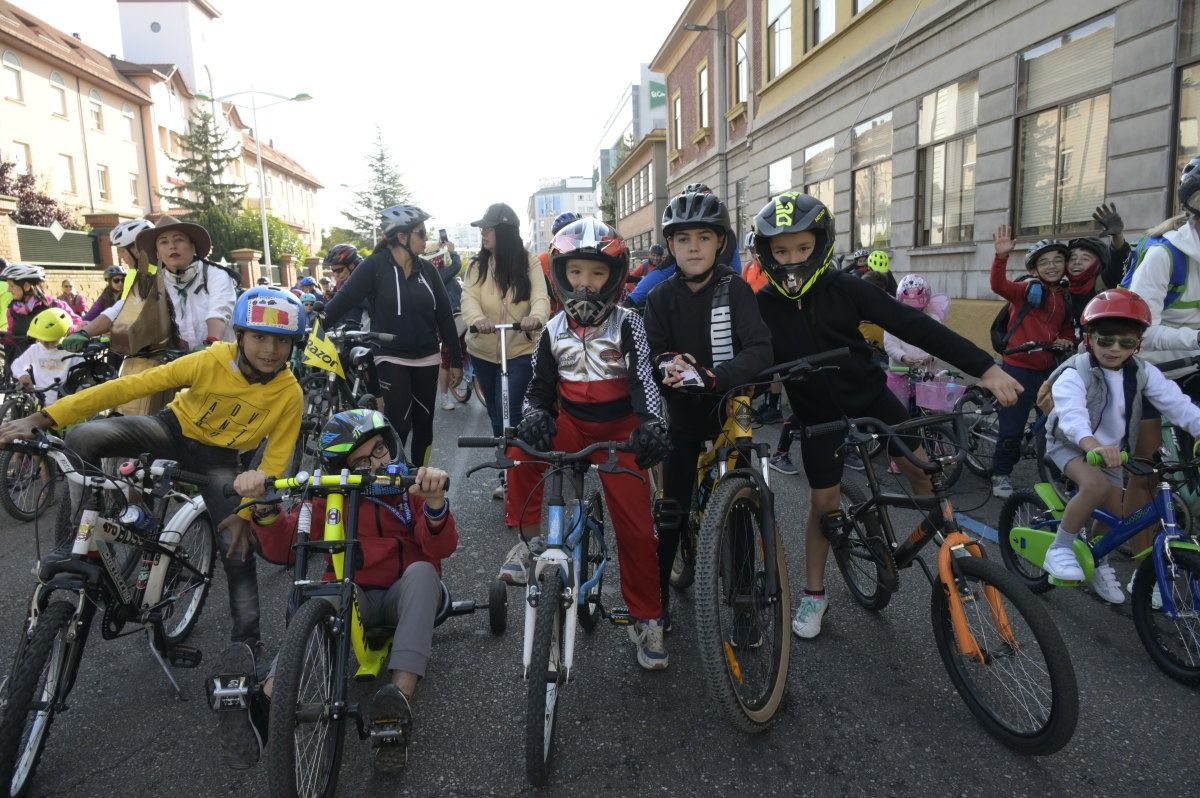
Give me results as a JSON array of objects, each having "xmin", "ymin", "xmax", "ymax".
[{"xmin": 897, "ymin": 274, "xmax": 931, "ymax": 309}]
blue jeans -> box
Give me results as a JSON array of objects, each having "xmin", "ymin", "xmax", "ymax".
[
  {"xmin": 993, "ymin": 363, "xmax": 1052, "ymax": 477},
  {"xmin": 63, "ymin": 411, "xmax": 260, "ymax": 644},
  {"xmin": 472, "ymin": 354, "xmax": 533, "ymax": 437}
]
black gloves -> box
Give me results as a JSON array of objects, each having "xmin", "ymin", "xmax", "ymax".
[
  {"xmin": 516, "ymin": 408, "xmax": 557, "ymax": 452},
  {"xmin": 1092, "ymin": 203, "xmax": 1124, "ymax": 237},
  {"xmin": 629, "ymin": 419, "xmax": 672, "ymax": 469}
]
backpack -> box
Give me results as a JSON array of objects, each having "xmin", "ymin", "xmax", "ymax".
[
  {"xmin": 1118, "ymin": 235, "xmax": 1188, "ymax": 310},
  {"xmin": 989, "ymin": 275, "xmax": 1038, "ymax": 353}
]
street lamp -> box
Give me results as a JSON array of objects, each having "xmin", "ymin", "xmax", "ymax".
[{"xmin": 196, "ymin": 88, "xmax": 312, "ymax": 278}]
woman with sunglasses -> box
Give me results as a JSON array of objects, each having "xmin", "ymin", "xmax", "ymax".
[
  {"xmin": 83, "ymin": 265, "xmax": 127, "ymax": 322},
  {"xmin": 322, "ymin": 205, "xmax": 462, "ymax": 468}
]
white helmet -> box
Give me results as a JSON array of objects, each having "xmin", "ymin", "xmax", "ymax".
[
  {"xmin": 110, "ymin": 218, "xmax": 154, "ymax": 249},
  {"xmin": 379, "ymin": 205, "xmax": 431, "ymax": 238},
  {"xmin": 1, "ymin": 262, "xmax": 46, "ymax": 282}
]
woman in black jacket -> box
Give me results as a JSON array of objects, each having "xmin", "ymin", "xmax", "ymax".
[{"xmin": 322, "ymin": 205, "xmax": 462, "ymax": 466}]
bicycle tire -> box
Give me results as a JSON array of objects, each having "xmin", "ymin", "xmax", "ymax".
[
  {"xmin": 289, "ymin": 417, "xmax": 322, "ymax": 477},
  {"xmin": 0, "ymin": 449, "xmax": 57, "ymax": 522},
  {"xmin": 0, "ymin": 396, "xmax": 35, "ymax": 426},
  {"xmin": 831, "ymin": 481, "xmax": 894, "ymax": 612},
  {"xmin": 473, "ymin": 375, "xmax": 488, "ymax": 409},
  {"xmin": 923, "ymin": 424, "xmax": 963, "ymax": 488},
  {"xmin": 694, "ymin": 475, "xmax": 790, "ymax": 733},
  {"xmin": 1130, "ymin": 550, "xmax": 1200, "ymax": 685},
  {"xmin": 266, "ymin": 598, "xmax": 344, "ymax": 798},
  {"xmin": 576, "ymin": 494, "xmax": 604, "ymax": 632},
  {"xmin": 930, "ymin": 555, "xmax": 1077, "ymax": 755},
  {"xmin": 0, "ymin": 600, "xmax": 75, "ymax": 798},
  {"xmin": 997, "ymin": 491, "xmax": 1054, "ymax": 594},
  {"xmin": 953, "ymin": 393, "xmax": 996, "ymax": 477},
  {"xmin": 525, "ymin": 568, "xmax": 564, "ymax": 787},
  {"xmin": 159, "ymin": 513, "xmax": 216, "ymax": 647},
  {"xmin": 449, "ymin": 362, "xmax": 473, "ymax": 404}
]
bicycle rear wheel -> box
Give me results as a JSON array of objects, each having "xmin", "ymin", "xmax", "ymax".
[
  {"xmin": 0, "ymin": 448, "xmax": 57, "ymax": 522},
  {"xmin": 449, "ymin": 359, "xmax": 474, "ymax": 403},
  {"xmin": 160, "ymin": 513, "xmax": 216, "ymax": 647},
  {"xmin": 953, "ymin": 393, "xmax": 997, "ymax": 477},
  {"xmin": 525, "ymin": 568, "xmax": 565, "ymax": 787},
  {"xmin": 1130, "ymin": 550, "xmax": 1200, "ymax": 685},
  {"xmin": 266, "ymin": 598, "xmax": 344, "ymax": 798},
  {"xmin": 830, "ymin": 482, "xmax": 895, "ymax": 611},
  {"xmin": 694, "ymin": 476, "xmax": 790, "ymax": 733},
  {"xmin": 930, "ymin": 555, "xmax": 1077, "ymax": 755},
  {"xmin": 997, "ymin": 491, "xmax": 1054, "ymax": 593},
  {"xmin": 922, "ymin": 424, "xmax": 963, "ymax": 488},
  {"xmin": 0, "ymin": 601, "xmax": 76, "ymax": 798}
]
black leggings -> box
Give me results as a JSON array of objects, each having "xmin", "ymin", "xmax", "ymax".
[
  {"xmin": 659, "ymin": 437, "xmax": 706, "ymax": 613},
  {"xmin": 374, "ymin": 361, "xmax": 440, "ymax": 467}
]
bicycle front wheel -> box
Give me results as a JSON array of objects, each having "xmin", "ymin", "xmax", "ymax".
[
  {"xmin": 695, "ymin": 476, "xmax": 790, "ymax": 734},
  {"xmin": 266, "ymin": 598, "xmax": 344, "ymax": 798},
  {"xmin": 931, "ymin": 555, "xmax": 1077, "ymax": 755},
  {"xmin": 0, "ymin": 601, "xmax": 76, "ymax": 798},
  {"xmin": 0, "ymin": 448, "xmax": 57, "ymax": 522},
  {"xmin": 525, "ymin": 568, "xmax": 565, "ymax": 787},
  {"xmin": 997, "ymin": 491, "xmax": 1054, "ymax": 593},
  {"xmin": 1130, "ymin": 550, "xmax": 1200, "ymax": 685},
  {"xmin": 160, "ymin": 513, "xmax": 216, "ymax": 646}
]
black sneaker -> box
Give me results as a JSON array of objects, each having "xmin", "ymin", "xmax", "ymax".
[
  {"xmin": 756, "ymin": 406, "xmax": 783, "ymax": 425},
  {"xmin": 367, "ymin": 685, "xmax": 413, "ymax": 773},
  {"xmin": 209, "ymin": 642, "xmax": 263, "ymax": 769}
]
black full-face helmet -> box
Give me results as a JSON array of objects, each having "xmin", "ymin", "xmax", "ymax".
[
  {"xmin": 318, "ymin": 409, "xmax": 405, "ymax": 471},
  {"xmin": 752, "ymin": 191, "xmax": 835, "ymax": 300}
]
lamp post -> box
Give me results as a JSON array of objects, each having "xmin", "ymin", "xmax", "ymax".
[
  {"xmin": 685, "ymin": 12, "xmax": 754, "ymax": 204},
  {"xmin": 196, "ymin": 88, "xmax": 312, "ymax": 279}
]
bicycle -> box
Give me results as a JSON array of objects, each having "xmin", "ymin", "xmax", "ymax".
[
  {"xmin": 458, "ymin": 434, "xmax": 632, "ymax": 787},
  {"xmin": 215, "ymin": 468, "xmax": 490, "ymax": 798},
  {"xmin": 809, "ymin": 410, "xmax": 1078, "ymax": 754},
  {"xmin": 446, "ymin": 331, "xmax": 484, "ymax": 406},
  {"xmin": 0, "ymin": 433, "xmax": 215, "ymax": 797},
  {"xmin": 999, "ymin": 450, "xmax": 1200, "ymax": 686},
  {"xmin": 884, "ymin": 364, "xmax": 966, "ymax": 487}
]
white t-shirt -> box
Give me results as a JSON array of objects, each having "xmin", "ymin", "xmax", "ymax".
[
  {"xmin": 103, "ymin": 262, "xmax": 237, "ymax": 350},
  {"xmin": 10, "ymin": 342, "xmax": 79, "ymax": 404}
]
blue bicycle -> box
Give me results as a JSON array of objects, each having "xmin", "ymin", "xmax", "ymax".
[
  {"xmin": 459, "ymin": 434, "xmax": 631, "ymax": 787},
  {"xmin": 999, "ymin": 451, "xmax": 1200, "ymax": 685}
]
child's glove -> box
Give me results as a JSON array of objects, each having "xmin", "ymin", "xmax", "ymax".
[
  {"xmin": 629, "ymin": 419, "xmax": 672, "ymax": 469},
  {"xmin": 516, "ymin": 408, "xmax": 556, "ymax": 452},
  {"xmin": 1092, "ymin": 203, "xmax": 1124, "ymax": 237},
  {"xmin": 61, "ymin": 332, "xmax": 89, "ymax": 353}
]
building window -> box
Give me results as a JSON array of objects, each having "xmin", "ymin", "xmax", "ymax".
[
  {"xmin": 1014, "ymin": 16, "xmax": 1114, "ymax": 236},
  {"xmin": 49, "ymin": 72, "xmax": 67, "ymax": 117},
  {"xmin": 851, "ymin": 113, "xmax": 893, "ymax": 249},
  {"xmin": 697, "ymin": 64, "xmax": 709, "ymax": 130},
  {"xmin": 57, "ymin": 154, "xmax": 76, "ymax": 194},
  {"xmin": 129, "ymin": 173, "xmax": 140, "ymax": 204},
  {"xmin": 809, "ymin": 0, "xmax": 835, "ymax": 49},
  {"xmin": 803, "ymin": 137, "xmax": 836, "ymax": 214},
  {"xmin": 767, "ymin": 0, "xmax": 791, "ymax": 81},
  {"xmin": 1178, "ymin": 63, "xmax": 1200, "ymax": 182},
  {"xmin": 122, "ymin": 102, "xmax": 136, "ymax": 141},
  {"xmin": 917, "ymin": 77, "xmax": 979, "ymax": 245},
  {"xmin": 768, "ymin": 156, "xmax": 792, "ymax": 196},
  {"xmin": 854, "ymin": 0, "xmax": 874, "ymax": 12},
  {"xmin": 88, "ymin": 89, "xmax": 104, "ymax": 131},
  {"xmin": 95, "ymin": 164, "xmax": 110, "ymax": 202},
  {"xmin": 9, "ymin": 142, "xmax": 31, "ymax": 175},
  {"xmin": 672, "ymin": 93, "xmax": 682, "ymax": 150},
  {"xmin": 733, "ymin": 29, "xmax": 748, "ymax": 105},
  {"xmin": 2, "ymin": 51, "xmax": 21, "ymax": 101},
  {"xmin": 1184, "ymin": 0, "xmax": 1200, "ymax": 62}
]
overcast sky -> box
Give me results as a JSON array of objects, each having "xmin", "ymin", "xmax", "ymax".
[{"xmin": 18, "ymin": 0, "xmax": 688, "ymax": 236}]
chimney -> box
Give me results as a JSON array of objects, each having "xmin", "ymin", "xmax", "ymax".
[{"xmin": 72, "ymin": 33, "xmax": 81, "ymax": 40}]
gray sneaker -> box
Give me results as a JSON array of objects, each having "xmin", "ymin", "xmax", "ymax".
[
  {"xmin": 367, "ymin": 685, "xmax": 412, "ymax": 774},
  {"xmin": 210, "ymin": 643, "xmax": 264, "ymax": 770},
  {"xmin": 498, "ymin": 539, "xmax": 530, "ymax": 586},
  {"xmin": 628, "ymin": 619, "xmax": 669, "ymax": 670},
  {"xmin": 768, "ymin": 452, "xmax": 798, "ymax": 475},
  {"xmin": 791, "ymin": 595, "xmax": 828, "ymax": 639},
  {"xmin": 991, "ymin": 475, "xmax": 1013, "ymax": 499}
]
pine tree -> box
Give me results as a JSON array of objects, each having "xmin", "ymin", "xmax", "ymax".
[
  {"xmin": 342, "ymin": 126, "xmax": 412, "ymax": 241},
  {"xmin": 167, "ymin": 107, "xmax": 247, "ymax": 212}
]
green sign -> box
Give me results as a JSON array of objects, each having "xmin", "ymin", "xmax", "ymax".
[{"xmin": 648, "ymin": 80, "xmax": 666, "ymax": 108}]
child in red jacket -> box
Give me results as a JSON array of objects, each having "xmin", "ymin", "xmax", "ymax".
[
  {"xmin": 214, "ymin": 409, "xmax": 456, "ymax": 774},
  {"xmin": 990, "ymin": 225, "xmax": 1076, "ymax": 498}
]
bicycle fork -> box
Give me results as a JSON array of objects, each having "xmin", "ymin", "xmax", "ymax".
[{"xmin": 937, "ymin": 532, "xmax": 1018, "ymax": 663}]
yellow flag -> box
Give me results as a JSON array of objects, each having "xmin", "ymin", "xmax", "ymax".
[{"xmin": 303, "ymin": 318, "xmax": 345, "ymax": 378}]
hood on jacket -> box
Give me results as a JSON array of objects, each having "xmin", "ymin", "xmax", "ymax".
[{"xmin": 1164, "ymin": 220, "xmax": 1200, "ymax": 259}]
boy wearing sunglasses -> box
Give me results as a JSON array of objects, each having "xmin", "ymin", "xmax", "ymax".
[{"xmin": 1041, "ymin": 289, "xmax": 1200, "ymax": 601}]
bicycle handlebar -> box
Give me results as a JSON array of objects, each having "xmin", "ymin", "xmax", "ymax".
[
  {"xmin": 467, "ymin": 321, "xmax": 542, "ymax": 334},
  {"xmin": 756, "ymin": 347, "xmax": 850, "ymax": 382},
  {"xmin": 1085, "ymin": 450, "xmax": 1130, "ymax": 467},
  {"xmin": 3, "ymin": 434, "xmax": 208, "ymax": 486},
  {"xmin": 326, "ymin": 329, "xmax": 398, "ymax": 345},
  {"xmin": 225, "ymin": 471, "xmax": 436, "ymax": 511},
  {"xmin": 458, "ymin": 435, "xmax": 632, "ymax": 462},
  {"xmin": 803, "ymin": 413, "xmax": 965, "ymax": 475},
  {"xmin": 1154, "ymin": 354, "xmax": 1200, "ymax": 373}
]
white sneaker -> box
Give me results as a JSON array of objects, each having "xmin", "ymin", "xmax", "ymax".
[
  {"xmin": 1127, "ymin": 572, "xmax": 1162, "ymax": 610},
  {"xmin": 497, "ymin": 540, "xmax": 529, "ymax": 586},
  {"xmin": 627, "ymin": 619, "xmax": 669, "ymax": 670},
  {"xmin": 1043, "ymin": 545, "xmax": 1084, "ymax": 581},
  {"xmin": 1088, "ymin": 558, "xmax": 1124, "ymax": 604},
  {"xmin": 791, "ymin": 595, "xmax": 828, "ymax": 639},
  {"xmin": 441, "ymin": 396, "xmax": 456, "ymax": 411},
  {"xmin": 991, "ymin": 475, "xmax": 1013, "ymax": 499}
]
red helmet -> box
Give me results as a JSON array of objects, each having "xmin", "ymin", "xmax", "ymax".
[
  {"xmin": 549, "ymin": 218, "xmax": 629, "ymax": 326},
  {"xmin": 1080, "ymin": 288, "xmax": 1152, "ymax": 329}
]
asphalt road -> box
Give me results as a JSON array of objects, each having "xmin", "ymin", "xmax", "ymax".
[{"xmin": 0, "ymin": 398, "xmax": 1194, "ymax": 797}]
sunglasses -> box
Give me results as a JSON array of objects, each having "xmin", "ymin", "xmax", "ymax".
[
  {"xmin": 330, "ymin": 266, "xmax": 347, "ymax": 276},
  {"xmin": 1092, "ymin": 335, "xmax": 1141, "ymax": 350},
  {"xmin": 110, "ymin": 277, "xmax": 125, "ymax": 283},
  {"xmin": 347, "ymin": 439, "xmax": 390, "ymax": 470}
]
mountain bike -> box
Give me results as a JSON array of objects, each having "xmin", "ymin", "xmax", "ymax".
[
  {"xmin": 809, "ymin": 411, "xmax": 1078, "ymax": 754},
  {"xmin": 999, "ymin": 450, "xmax": 1200, "ymax": 686},
  {"xmin": 0, "ymin": 433, "xmax": 215, "ymax": 798},
  {"xmin": 216, "ymin": 468, "xmax": 488, "ymax": 798}
]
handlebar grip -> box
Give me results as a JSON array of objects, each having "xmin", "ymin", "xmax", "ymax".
[
  {"xmin": 171, "ymin": 468, "xmax": 211, "ymax": 487},
  {"xmin": 371, "ymin": 332, "xmax": 397, "ymax": 344},
  {"xmin": 458, "ymin": 436, "xmax": 500, "ymax": 448},
  {"xmin": 1154, "ymin": 355, "xmax": 1200, "ymax": 373},
  {"xmin": 801, "ymin": 346, "xmax": 850, "ymax": 367},
  {"xmin": 468, "ymin": 325, "xmax": 478, "ymax": 334},
  {"xmin": 222, "ymin": 484, "xmax": 237, "ymax": 498},
  {"xmin": 1085, "ymin": 450, "xmax": 1129, "ymax": 467},
  {"xmin": 804, "ymin": 420, "xmax": 849, "ymax": 438}
]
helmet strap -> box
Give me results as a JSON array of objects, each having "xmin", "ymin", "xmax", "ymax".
[{"xmin": 234, "ymin": 335, "xmax": 290, "ymax": 384}]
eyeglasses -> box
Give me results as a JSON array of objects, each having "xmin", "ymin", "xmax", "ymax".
[
  {"xmin": 1092, "ymin": 335, "xmax": 1141, "ymax": 350},
  {"xmin": 1036, "ymin": 256, "xmax": 1066, "ymax": 268},
  {"xmin": 347, "ymin": 439, "xmax": 390, "ymax": 470}
]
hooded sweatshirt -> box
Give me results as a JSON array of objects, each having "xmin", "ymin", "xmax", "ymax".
[{"xmin": 1128, "ymin": 221, "xmax": 1200, "ymax": 376}]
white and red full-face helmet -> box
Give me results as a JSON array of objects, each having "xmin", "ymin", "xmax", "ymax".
[{"xmin": 548, "ymin": 218, "xmax": 629, "ymax": 327}]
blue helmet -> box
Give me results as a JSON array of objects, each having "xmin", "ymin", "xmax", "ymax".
[
  {"xmin": 298, "ymin": 276, "xmax": 317, "ymax": 288},
  {"xmin": 300, "ymin": 292, "xmax": 317, "ymax": 304},
  {"xmin": 232, "ymin": 287, "xmax": 307, "ymax": 340},
  {"xmin": 551, "ymin": 212, "xmax": 582, "ymax": 235}
]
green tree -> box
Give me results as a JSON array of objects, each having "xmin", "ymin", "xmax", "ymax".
[
  {"xmin": 321, "ymin": 225, "xmax": 370, "ymax": 253},
  {"xmin": 167, "ymin": 107, "xmax": 247, "ymax": 212},
  {"xmin": 194, "ymin": 206, "xmax": 307, "ymax": 266},
  {"xmin": 342, "ymin": 126, "xmax": 412, "ymax": 242}
]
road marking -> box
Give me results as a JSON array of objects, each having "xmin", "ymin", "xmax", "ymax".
[{"xmin": 958, "ymin": 513, "xmax": 998, "ymax": 543}]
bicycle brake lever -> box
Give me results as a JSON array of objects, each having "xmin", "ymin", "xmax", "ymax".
[{"xmin": 597, "ymin": 463, "xmax": 645, "ymax": 483}]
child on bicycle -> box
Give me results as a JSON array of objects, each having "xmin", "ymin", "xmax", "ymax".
[
  {"xmin": 643, "ymin": 188, "xmax": 773, "ymax": 632},
  {"xmin": 9, "ymin": 308, "xmax": 78, "ymax": 405},
  {"xmin": 884, "ymin": 274, "xmax": 951, "ymax": 370},
  {"xmin": 507, "ymin": 218, "xmax": 671, "ymax": 670},
  {"xmin": 990, "ymin": 227, "xmax": 1076, "ymax": 499},
  {"xmin": 217, "ymin": 409, "xmax": 455, "ymax": 773},
  {"xmin": 751, "ymin": 191, "xmax": 1020, "ymax": 639},
  {"xmin": 1042, "ymin": 289, "xmax": 1200, "ymax": 602},
  {"xmin": 0, "ymin": 287, "xmax": 306, "ymax": 673}
]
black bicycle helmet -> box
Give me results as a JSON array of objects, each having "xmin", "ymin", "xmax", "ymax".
[
  {"xmin": 661, "ymin": 190, "xmax": 730, "ymax": 237},
  {"xmin": 1181, "ymin": 155, "xmax": 1200, "ymax": 216},
  {"xmin": 318, "ymin": 409, "xmax": 405, "ymax": 471},
  {"xmin": 323, "ymin": 243, "xmax": 363, "ymax": 268},
  {"xmin": 549, "ymin": 218, "xmax": 630, "ymax": 326},
  {"xmin": 1067, "ymin": 236, "xmax": 1109, "ymax": 263},
  {"xmin": 103, "ymin": 264, "xmax": 127, "ymax": 278},
  {"xmin": 752, "ymin": 192, "xmax": 835, "ymax": 300}
]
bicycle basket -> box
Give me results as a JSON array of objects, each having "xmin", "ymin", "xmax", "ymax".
[
  {"xmin": 886, "ymin": 370, "xmax": 911, "ymax": 405},
  {"xmin": 915, "ymin": 378, "xmax": 964, "ymax": 412}
]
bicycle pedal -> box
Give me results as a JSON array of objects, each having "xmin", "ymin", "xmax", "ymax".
[
  {"xmin": 167, "ymin": 645, "xmax": 203, "ymax": 669},
  {"xmin": 208, "ymin": 673, "xmax": 250, "ymax": 711},
  {"xmin": 606, "ymin": 608, "xmax": 632, "ymax": 626},
  {"xmin": 1047, "ymin": 576, "xmax": 1082, "ymax": 587}
]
